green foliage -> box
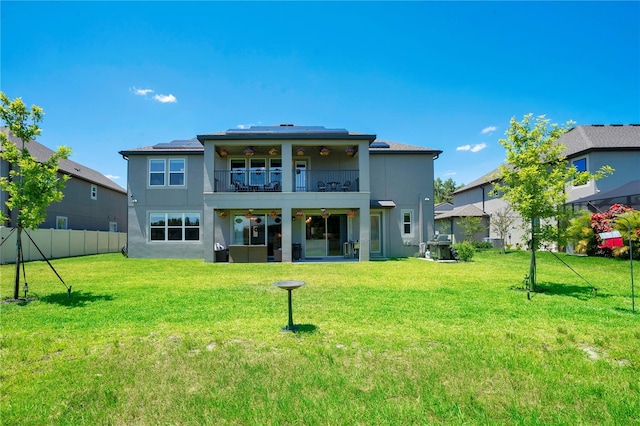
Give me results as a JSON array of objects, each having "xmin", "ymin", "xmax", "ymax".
[
  {"xmin": 456, "ymin": 215, "xmax": 485, "ymax": 241},
  {"xmin": 434, "ymin": 177, "xmax": 462, "ymax": 204},
  {"xmin": 0, "ymin": 92, "xmax": 71, "ymax": 229},
  {"xmin": 3, "ymin": 252, "xmax": 638, "ymax": 424},
  {"xmin": 491, "ymin": 113, "xmax": 613, "ymax": 234},
  {"xmin": 567, "ymin": 206, "xmax": 640, "ymax": 260},
  {"xmin": 454, "ymin": 241, "xmax": 475, "ymax": 261},
  {"xmin": 471, "ymin": 240, "xmax": 493, "ymax": 249}
]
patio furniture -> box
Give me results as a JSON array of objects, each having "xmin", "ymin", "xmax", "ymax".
[
  {"xmin": 233, "ymin": 181, "xmax": 249, "ymax": 192},
  {"xmin": 317, "ymin": 181, "xmax": 326, "ymax": 192},
  {"xmin": 327, "ymin": 181, "xmax": 340, "ymax": 191},
  {"xmin": 341, "ymin": 180, "xmax": 351, "ymax": 191},
  {"xmin": 228, "ymin": 245, "xmax": 268, "ymax": 262}
]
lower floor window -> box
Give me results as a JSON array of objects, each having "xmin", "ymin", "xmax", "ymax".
[{"xmin": 150, "ymin": 212, "xmax": 200, "ymax": 241}]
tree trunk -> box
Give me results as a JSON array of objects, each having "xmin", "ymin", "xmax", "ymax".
[
  {"xmin": 13, "ymin": 225, "xmax": 22, "ymax": 299},
  {"xmin": 529, "ymin": 218, "xmax": 537, "ymax": 291}
]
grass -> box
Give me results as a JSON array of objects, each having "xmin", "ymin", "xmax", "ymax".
[{"xmin": 1, "ymin": 250, "xmax": 638, "ymax": 425}]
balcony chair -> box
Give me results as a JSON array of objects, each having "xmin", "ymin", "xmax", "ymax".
[
  {"xmin": 317, "ymin": 181, "xmax": 326, "ymax": 192},
  {"xmin": 341, "ymin": 180, "xmax": 351, "ymax": 192},
  {"xmin": 233, "ymin": 181, "xmax": 249, "ymax": 192}
]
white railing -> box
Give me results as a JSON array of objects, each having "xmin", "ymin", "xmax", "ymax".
[{"xmin": 0, "ymin": 227, "xmax": 127, "ymax": 264}]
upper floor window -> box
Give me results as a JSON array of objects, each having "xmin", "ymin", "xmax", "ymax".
[
  {"xmin": 149, "ymin": 158, "xmax": 185, "ymax": 187},
  {"xmin": 573, "ymin": 157, "xmax": 587, "ymax": 173},
  {"xmin": 572, "ymin": 157, "xmax": 589, "ymax": 186},
  {"xmin": 90, "ymin": 184, "xmax": 97, "ymax": 200},
  {"xmin": 402, "ymin": 210, "xmax": 413, "ymax": 235}
]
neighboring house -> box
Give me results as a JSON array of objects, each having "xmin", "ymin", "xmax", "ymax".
[
  {"xmin": 1, "ymin": 128, "xmax": 127, "ymax": 232},
  {"xmin": 119, "ymin": 125, "xmax": 442, "ymax": 262},
  {"xmin": 442, "ymin": 124, "xmax": 640, "ymax": 248}
]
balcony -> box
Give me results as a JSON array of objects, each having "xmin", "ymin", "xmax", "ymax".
[{"xmin": 214, "ymin": 170, "xmax": 359, "ymax": 193}]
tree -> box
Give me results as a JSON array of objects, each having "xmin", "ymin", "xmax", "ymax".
[
  {"xmin": 491, "ymin": 113, "xmax": 612, "ymax": 291},
  {"xmin": 0, "ymin": 92, "xmax": 71, "ymax": 299},
  {"xmin": 456, "ymin": 216, "xmax": 485, "ymax": 242},
  {"xmin": 490, "ymin": 206, "xmax": 517, "ymax": 253},
  {"xmin": 434, "ymin": 177, "xmax": 462, "ymax": 204}
]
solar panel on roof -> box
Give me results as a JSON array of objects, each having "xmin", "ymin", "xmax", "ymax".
[
  {"xmin": 153, "ymin": 139, "xmax": 201, "ymax": 149},
  {"xmin": 370, "ymin": 141, "xmax": 390, "ymax": 148}
]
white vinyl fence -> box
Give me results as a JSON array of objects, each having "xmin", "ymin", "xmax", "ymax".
[{"xmin": 0, "ymin": 227, "xmax": 127, "ymax": 265}]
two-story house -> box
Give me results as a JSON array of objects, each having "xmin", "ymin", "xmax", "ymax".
[
  {"xmin": 440, "ymin": 124, "xmax": 640, "ymax": 248},
  {"xmin": 1, "ymin": 128, "xmax": 127, "ymax": 232},
  {"xmin": 120, "ymin": 125, "xmax": 442, "ymax": 262}
]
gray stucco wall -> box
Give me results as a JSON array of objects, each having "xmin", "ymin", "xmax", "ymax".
[
  {"xmin": 370, "ymin": 153, "xmax": 436, "ymax": 258},
  {"xmin": 126, "ymin": 153, "xmax": 205, "ymax": 259}
]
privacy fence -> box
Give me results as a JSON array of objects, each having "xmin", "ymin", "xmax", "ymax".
[{"xmin": 0, "ymin": 227, "xmax": 127, "ymax": 265}]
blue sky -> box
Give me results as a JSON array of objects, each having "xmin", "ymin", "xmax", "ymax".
[{"xmin": 2, "ymin": 1, "xmax": 639, "ymax": 188}]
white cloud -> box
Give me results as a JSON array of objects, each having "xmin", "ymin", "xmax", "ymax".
[
  {"xmin": 481, "ymin": 126, "xmax": 497, "ymax": 135},
  {"xmin": 131, "ymin": 87, "xmax": 154, "ymax": 96},
  {"xmin": 153, "ymin": 94, "xmax": 177, "ymax": 103},
  {"xmin": 105, "ymin": 174, "xmax": 120, "ymax": 181},
  {"xmin": 443, "ymin": 170, "xmax": 457, "ymax": 177},
  {"xmin": 456, "ymin": 143, "xmax": 487, "ymax": 153}
]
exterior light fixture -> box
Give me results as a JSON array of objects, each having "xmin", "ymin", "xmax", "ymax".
[
  {"xmin": 321, "ymin": 209, "xmax": 330, "ymax": 219},
  {"xmin": 219, "ymin": 147, "xmax": 229, "ymax": 157},
  {"xmin": 269, "ymin": 210, "xmax": 278, "ymax": 219},
  {"xmin": 244, "ymin": 210, "xmax": 253, "ymax": 218},
  {"xmin": 345, "ymin": 147, "xmax": 356, "ymax": 157},
  {"xmin": 244, "ymin": 147, "xmax": 254, "ymax": 157},
  {"xmin": 217, "ymin": 210, "xmax": 227, "ymax": 218},
  {"xmin": 295, "ymin": 147, "xmax": 305, "ymax": 156},
  {"xmin": 295, "ymin": 209, "xmax": 305, "ymax": 217},
  {"xmin": 269, "ymin": 147, "xmax": 278, "ymax": 156},
  {"xmin": 320, "ymin": 147, "xmax": 330, "ymax": 156},
  {"xmin": 347, "ymin": 209, "xmax": 356, "ymax": 218}
]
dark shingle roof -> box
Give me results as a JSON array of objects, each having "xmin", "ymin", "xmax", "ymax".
[
  {"xmin": 197, "ymin": 125, "xmax": 377, "ymax": 142},
  {"xmin": 559, "ymin": 124, "xmax": 640, "ymax": 157},
  {"xmin": 434, "ymin": 204, "xmax": 488, "ymax": 220},
  {"xmin": 454, "ymin": 124, "xmax": 640, "ymax": 195},
  {"xmin": 1, "ymin": 128, "xmax": 126, "ymax": 194},
  {"xmin": 369, "ymin": 139, "xmax": 442, "ymax": 155}
]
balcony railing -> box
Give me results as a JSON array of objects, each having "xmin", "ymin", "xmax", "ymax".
[{"xmin": 213, "ymin": 170, "xmax": 359, "ymax": 193}]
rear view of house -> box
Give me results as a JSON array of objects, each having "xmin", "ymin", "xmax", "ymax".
[{"xmin": 120, "ymin": 124, "xmax": 442, "ymax": 262}]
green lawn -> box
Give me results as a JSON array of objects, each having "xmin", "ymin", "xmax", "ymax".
[{"xmin": 1, "ymin": 250, "xmax": 638, "ymax": 425}]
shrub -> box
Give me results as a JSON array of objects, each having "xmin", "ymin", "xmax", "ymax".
[
  {"xmin": 454, "ymin": 241, "xmax": 475, "ymax": 262},
  {"xmin": 471, "ymin": 240, "xmax": 493, "ymax": 249}
]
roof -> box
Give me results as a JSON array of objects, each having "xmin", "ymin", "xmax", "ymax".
[
  {"xmin": 369, "ymin": 139, "xmax": 442, "ymax": 156},
  {"xmin": 1, "ymin": 128, "xmax": 126, "ymax": 194},
  {"xmin": 434, "ymin": 204, "xmax": 488, "ymax": 220},
  {"xmin": 196, "ymin": 124, "xmax": 377, "ymax": 143},
  {"xmin": 371, "ymin": 200, "xmax": 396, "ymax": 208},
  {"xmin": 119, "ymin": 138, "xmax": 204, "ymax": 156},
  {"xmin": 559, "ymin": 124, "xmax": 640, "ymax": 157},
  {"xmin": 453, "ymin": 168, "xmax": 500, "ymax": 195},
  {"xmin": 120, "ymin": 131, "xmax": 443, "ymax": 157},
  {"xmin": 570, "ymin": 180, "xmax": 640, "ymax": 204},
  {"xmin": 454, "ymin": 124, "xmax": 640, "ymax": 195}
]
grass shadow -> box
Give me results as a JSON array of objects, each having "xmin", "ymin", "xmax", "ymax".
[
  {"xmin": 40, "ymin": 290, "xmax": 115, "ymax": 308},
  {"xmin": 294, "ymin": 323, "xmax": 318, "ymax": 334},
  {"xmin": 536, "ymin": 281, "xmax": 604, "ymax": 300}
]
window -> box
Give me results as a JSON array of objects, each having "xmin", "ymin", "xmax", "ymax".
[
  {"xmin": 572, "ymin": 157, "xmax": 589, "ymax": 186},
  {"xmin": 573, "ymin": 158, "xmax": 587, "ymax": 172},
  {"xmin": 402, "ymin": 210, "xmax": 413, "ymax": 235},
  {"xmin": 56, "ymin": 216, "xmax": 68, "ymax": 230},
  {"xmin": 109, "ymin": 222, "xmax": 118, "ymax": 232},
  {"xmin": 90, "ymin": 184, "xmax": 97, "ymax": 200},
  {"xmin": 149, "ymin": 159, "xmax": 165, "ymax": 186},
  {"xmin": 149, "ymin": 158, "xmax": 185, "ymax": 187},
  {"xmin": 150, "ymin": 213, "xmax": 200, "ymax": 241},
  {"xmin": 169, "ymin": 159, "xmax": 185, "ymax": 186}
]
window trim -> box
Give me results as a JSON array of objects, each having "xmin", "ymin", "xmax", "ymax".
[
  {"xmin": 571, "ymin": 156, "xmax": 590, "ymax": 187},
  {"xmin": 148, "ymin": 158, "xmax": 186, "ymax": 188},
  {"xmin": 149, "ymin": 212, "xmax": 201, "ymax": 242},
  {"xmin": 56, "ymin": 216, "xmax": 68, "ymax": 230},
  {"xmin": 401, "ymin": 209, "xmax": 414, "ymax": 236},
  {"xmin": 90, "ymin": 184, "xmax": 97, "ymax": 200}
]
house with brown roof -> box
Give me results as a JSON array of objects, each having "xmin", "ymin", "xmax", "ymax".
[
  {"xmin": 1, "ymin": 128, "xmax": 127, "ymax": 232},
  {"xmin": 441, "ymin": 124, "xmax": 640, "ymax": 248},
  {"xmin": 119, "ymin": 125, "xmax": 442, "ymax": 262}
]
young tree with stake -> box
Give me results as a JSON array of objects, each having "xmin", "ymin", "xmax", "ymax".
[
  {"xmin": 0, "ymin": 92, "xmax": 71, "ymax": 299},
  {"xmin": 491, "ymin": 114, "xmax": 612, "ymax": 291}
]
